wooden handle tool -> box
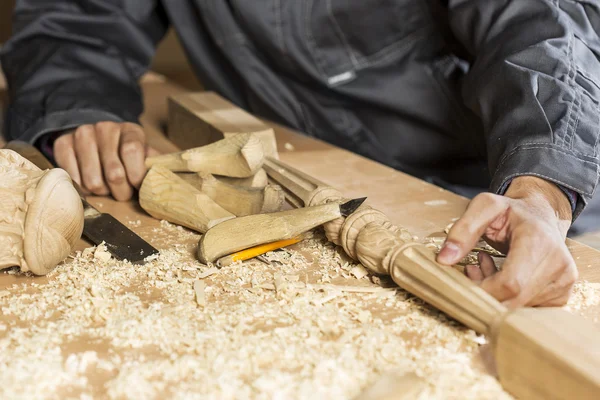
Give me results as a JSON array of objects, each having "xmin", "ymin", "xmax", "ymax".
[
  {"xmin": 216, "ymin": 235, "xmax": 305, "ymax": 267},
  {"xmin": 197, "ymin": 198, "xmax": 366, "ymax": 263}
]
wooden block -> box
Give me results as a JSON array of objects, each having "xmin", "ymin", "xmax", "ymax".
[
  {"xmin": 139, "ymin": 166, "xmax": 235, "ymax": 233},
  {"xmin": 177, "ymin": 172, "xmax": 284, "ymax": 216},
  {"xmin": 168, "ymin": 91, "xmax": 278, "ymax": 159},
  {"xmin": 493, "ymin": 307, "xmax": 600, "ymax": 400}
]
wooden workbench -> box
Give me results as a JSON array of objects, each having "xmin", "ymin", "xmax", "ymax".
[{"xmin": 1, "ymin": 74, "xmax": 599, "ymax": 399}]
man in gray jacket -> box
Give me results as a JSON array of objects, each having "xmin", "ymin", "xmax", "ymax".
[{"xmin": 2, "ymin": 1, "xmax": 600, "ymax": 307}]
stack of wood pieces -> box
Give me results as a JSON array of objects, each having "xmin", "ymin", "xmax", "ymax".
[{"xmin": 139, "ymin": 96, "xmax": 285, "ymax": 234}]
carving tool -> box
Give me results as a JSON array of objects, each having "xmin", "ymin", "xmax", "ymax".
[
  {"xmin": 4, "ymin": 141, "xmax": 159, "ymax": 264},
  {"xmin": 216, "ymin": 235, "xmax": 305, "ymax": 267},
  {"xmin": 198, "ymin": 198, "xmax": 366, "ymax": 263}
]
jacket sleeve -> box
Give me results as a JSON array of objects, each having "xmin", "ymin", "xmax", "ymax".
[
  {"xmin": 0, "ymin": 0, "xmax": 168, "ymax": 146},
  {"xmin": 448, "ymin": 0, "xmax": 600, "ymax": 219}
]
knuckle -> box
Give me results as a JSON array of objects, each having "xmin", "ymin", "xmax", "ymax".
[
  {"xmin": 501, "ymin": 278, "xmax": 522, "ymax": 297},
  {"xmin": 475, "ymin": 192, "xmax": 502, "ymax": 208},
  {"xmin": 105, "ymin": 166, "xmax": 126, "ymax": 184},
  {"xmin": 120, "ymin": 141, "xmax": 142, "ymax": 157},
  {"xmin": 85, "ymin": 177, "xmax": 105, "ymax": 192},
  {"xmin": 54, "ymin": 134, "xmax": 72, "ymax": 150},
  {"xmin": 95, "ymin": 121, "xmax": 118, "ymax": 134},
  {"xmin": 74, "ymin": 124, "xmax": 94, "ymax": 139}
]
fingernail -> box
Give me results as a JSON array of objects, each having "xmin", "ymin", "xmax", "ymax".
[{"xmin": 438, "ymin": 242, "xmax": 461, "ymax": 264}]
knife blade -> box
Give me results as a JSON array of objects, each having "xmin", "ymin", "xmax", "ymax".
[{"xmin": 4, "ymin": 141, "xmax": 159, "ymax": 264}]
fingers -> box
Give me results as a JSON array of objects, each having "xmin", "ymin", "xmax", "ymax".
[
  {"xmin": 53, "ymin": 121, "xmax": 148, "ymax": 200},
  {"xmin": 478, "ymin": 252, "xmax": 497, "ymax": 277},
  {"xmin": 54, "ymin": 133, "xmax": 82, "ymax": 186},
  {"xmin": 73, "ymin": 125, "xmax": 110, "ymax": 196},
  {"xmin": 480, "ymin": 230, "xmax": 544, "ymax": 305},
  {"xmin": 437, "ymin": 193, "xmax": 509, "ymax": 265},
  {"xmin": 96, "ymin": 122, "xmax": 132, "ymax": 201},
  {"xmin": 465, "ymin": 253, "xmax": 497, "ymax": 283},
  {"xmin": 465, "ymin": 265, "xmax": 484, "ymax": 282},
  {"xmin": 119, "ymin": 123, "xmax": 147, "ymax": 189}
]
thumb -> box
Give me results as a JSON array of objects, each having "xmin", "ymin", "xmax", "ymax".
[{"xmin": 437, "ymin": 193, "xmax": 509, "ymax": 265}]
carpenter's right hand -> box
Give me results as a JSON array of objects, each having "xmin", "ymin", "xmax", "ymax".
[{"xmin": 53, "ymin": 122, "xmax": 159, "ymax": 201}]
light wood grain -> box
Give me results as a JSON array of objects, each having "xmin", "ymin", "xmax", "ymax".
[
  {"xmin": 0, "ymin": 150, "xmax": 83, "ymax": 275},
  {"xmin": 177, "ymin": 172, "xmax": 284, "ymax": 216},
  {"xmin": 216, "ymin": 168, "xmax": 269, "ymax": 189},
  {"xmin": 494, "ymin": 307, "xmax": 600, "ymax": 399},
  {"xmin": 145, "ymin": 133, "xmax": 264, "ymax": 177},
  {"xmin": 139, "ymin": 166, "xmax": 235, "ymax": 233}
]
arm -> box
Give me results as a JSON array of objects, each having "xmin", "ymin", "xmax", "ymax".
[
  {"xmin": 438, "ymin": 0, "xmax": 600, "ymax": 306},
  {"xmin": 1, "ymin": 0, "xmax": 168, "ymax": 199}
]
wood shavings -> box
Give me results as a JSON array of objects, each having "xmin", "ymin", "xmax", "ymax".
[
  {"xmin": 350, "ymin": 265, "xmax": 369, "ymax": 280},
  {"xmin": 0, "ymin": 227, "xmax": 552, "ymax": 399},
  {"xmin": 198, "ymin": 267, "xmax": 219, "ymax": 279},
  {"xmin": 309, "ymin": 283, "xmax": 396, "ymax": 294},
  {"xmin": 93, "ymin": 243, "xmax": 112, "ymax": 263},
  {"xmin": 0, "ymin": 290, "xmax": 10, "ymax": 298},
  {"xmin": 284, "ymin": 142, "xmax": 295, "ymax": 151},
  {"xmin": 193, "ymin": 280, "xmax": 206, "ymax": 307},
  {"xmin": 567, "ymin": 281, "xmax": 600, "ymax": 311},
  {"xmin": 424, "ymin": 200, "xmax": 448, "ymax": 207}
]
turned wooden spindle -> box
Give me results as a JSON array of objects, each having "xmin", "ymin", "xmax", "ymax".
[
  {"xmin": 356, "ymin": 222, "xmax": 505, "ymax": 334},
  {"xmin": 354, "ymin": 222, "xmax": 600, "ymax": 399},
  {"xmin": 145, "ymin": 133, "xmax": 264, "ymax": 178},
  {"xmin": 0, "ymin": 149, "xmax": 83, "ymax": 275}
]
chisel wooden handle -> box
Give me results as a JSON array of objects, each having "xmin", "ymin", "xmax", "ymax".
[{"xmin": 197, "ymin": 203, "xmax": 342, "ymax": 263}]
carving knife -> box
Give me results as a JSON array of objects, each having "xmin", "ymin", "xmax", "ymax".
[
  {"xmin": 198, "ymin": 197, "xmax": 367, "ymax": 264},
  {"xmin": 4, "ymin": 141, "xmax": 159, "ymax": 264}
]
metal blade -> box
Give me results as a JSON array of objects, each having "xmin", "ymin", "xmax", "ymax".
[
  {"xmin": 339, "ymin": 197, "xmax": 367, "ymax": 217},
  {"xmin": 83, "ymin": 213, "xmax": 159, "ymax": 264}
]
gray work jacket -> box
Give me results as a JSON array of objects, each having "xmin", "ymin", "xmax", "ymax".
[{"xmin": 2, "ymin": 0, "xmax": 600, "ymax": 218}]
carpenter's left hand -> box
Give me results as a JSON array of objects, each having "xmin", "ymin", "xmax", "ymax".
[{"xmin": 436, "ymin": 176, "xmax": 577, "ymax": 308}]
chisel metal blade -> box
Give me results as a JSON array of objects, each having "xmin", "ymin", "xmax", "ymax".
[
  {"xmin": 83, "ymin": 204, "xmax": 159, "ymax": 264},
  {"xmin": 340, "ymin": 197, "xmax": 367, "ymax": 216}
]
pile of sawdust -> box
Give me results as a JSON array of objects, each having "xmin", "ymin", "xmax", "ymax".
[{"xmin": 0, "ymin": 226, "xmax": 597, "ymax": 399}]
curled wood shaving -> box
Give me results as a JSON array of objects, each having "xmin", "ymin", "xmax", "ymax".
[{"xmin": 193, "ymin": 280, "xmax": 206, "ymax": 307}]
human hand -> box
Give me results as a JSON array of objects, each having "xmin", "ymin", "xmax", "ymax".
[
  {"xmin": 436, "ymin": 176, "xmax": 577, "ymax": 308},
  {"xmin": 53, "ymin": 122, "xmax": 159, "ymax": 201}
]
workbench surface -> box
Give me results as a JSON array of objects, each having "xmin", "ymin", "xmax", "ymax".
[{"xmin": 1, "ymin": 75, "xmax": 599, "ymax": 399}]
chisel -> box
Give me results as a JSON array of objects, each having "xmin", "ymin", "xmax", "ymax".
[
  {"xmin": 4, "ymin": 141, "xmax": 159, "ymax": 264},
  {"xmin": 197, "ymin": 197, "xmax": 366, "ymax": 264}
]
